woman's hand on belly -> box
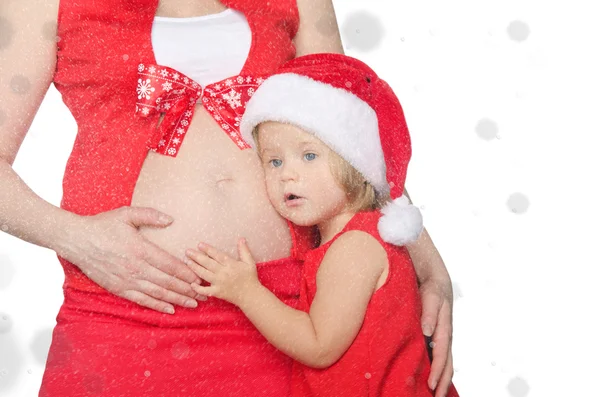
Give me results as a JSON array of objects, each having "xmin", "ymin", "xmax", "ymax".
[{"xmin": 59, "ymin": 206, "xmax": 203, "ymax": 314}]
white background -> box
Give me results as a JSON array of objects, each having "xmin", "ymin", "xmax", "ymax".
[{"xmin": 1, "ymin": 1, "xmax": 599, "ymax": 396}]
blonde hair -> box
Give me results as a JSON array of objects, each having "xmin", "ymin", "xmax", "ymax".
[{"xmin": 252, "ymin": 126, "xmax": 389, "ymax": 212}]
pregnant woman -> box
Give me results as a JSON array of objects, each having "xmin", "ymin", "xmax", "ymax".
[{"xmin": 0, "ymin": 0, "xmax": 455, "ymax": 395}]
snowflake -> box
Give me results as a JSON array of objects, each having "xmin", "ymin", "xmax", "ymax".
[
  {"xmin": 192, "ymin": 82, "xmax": 199, "ymax": 89},
  {"xmin": 222, "ymin": 89, "xmax": 242, "ymax": 108},
  {"xmin": 246, "ymin": 76, "xmax": 253, "ymax": 83},
  {"xmin": 215, "ymin": 84, "xmax": 222, "ymax": 90},
  {"xmin": 160, "ymin": 69, "xmax": 170, "ymax": 78},
  {"xmin": 248, "ymin": 88, "xmax": 255, "ymax": 96},
  {"xmin": 214, "ymin": 115, "xmax": 221, "ymax": 121},
  {"xmin": 163, "ymin": 103, "xmax": 172, "ymax": 110},
  {"xmin": 236, "ymin": 139, "xmax": 245, "ymax": 147},
  {"xmin": 173, "ymin": 137, "xmax": 181, "ymax": 144},
  {"xmin": 177, "ymin": 128, "xmax": 185, "ymax": 134},
  {"xmin": 162, "ymin": 81, "xmax": 173, "ymax": 92},
  {"xmin": 168, "ymin": 147, "xmax": 177, "ymax": 155},
  {"xmin": 236, "ymin": 76, "xmax": 244, "ymax": 84},
  {"xmin": 172, "ymin": 73, "xmax": 180, "ymax": 81},
  {"xmin": 221, "ymin": 123, "xmax": 230, "ymax": 130},
  {"xmin": 148, "ymin": 66, "xmax": 156, "ymax": 74},
  {"xmin": 183, "ymin": 77, "xmax": 190, "ymax": 84},
  {"xmin": 225, "ymin": 79, "xmax": 233, "ymax": 87},
  {"xmin": 158, "ymin": 139, "xmax": 166, "ymax": 147},
  {"xmin": 138, "ymin": 64, "xmax": 145, "ymax": 72},
  {"xmin": 184, "ymin": 110, "xmax": 193, "ymax": 117},
  {"xmin": 141, "ymin": 107, "xmax": 150, "ymax": 116},
  {"xmin": 181, "ymin": 120, "xmax": 189, "ymax": 126},
  {"xmin": 207, "ymin": 106, "xmax": 214, "ymax": 111},
  {"xmin": 202, "ymin": 97, "xmax": 209, "ymax": 102},
  {"xmin": 210, "ymin": 92, "xmax": 217, "ymax": 97},
  {"xmin": 137, "ymin": 79, "xmax": 155, "ymax": 100},
  {"xmin": 256, "ymin": 77, "xmax": 264, "ymax": 84}
]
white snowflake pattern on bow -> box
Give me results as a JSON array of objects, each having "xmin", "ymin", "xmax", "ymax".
[
  {"xmin": 162, "ymin": 81, "xmax": 173, "ymax": 92},
  {"xmin": 137, "ymin": 79, "xmax": 155, "ymax": 100},
  {"xmin": 222, "ymin": 89, "xmax": 242, "ymax": 109}
]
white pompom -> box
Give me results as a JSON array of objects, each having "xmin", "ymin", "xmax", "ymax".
[{"xmin": 378, "ymin": 196, "xmax": 424, "ymax": 246}]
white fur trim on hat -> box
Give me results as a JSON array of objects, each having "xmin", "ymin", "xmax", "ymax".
[
  {"xmin": 378, "ymin": 195, "xmax": 424, "ymax": 246},
  {"xmin": 240, "ymin": 73, "xmax": 390, "ymax": 195}
]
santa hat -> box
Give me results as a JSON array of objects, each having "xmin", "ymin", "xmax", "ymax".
[{"xmin": 240, "ymin": 53, "xmax": 423, "ymax": 246}]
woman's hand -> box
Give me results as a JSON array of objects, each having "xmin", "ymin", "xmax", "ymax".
[
  {"xmin": 56, "ymin": 206, "xmax": 204, "ymax": 314},
  {"xmin": 184, "ymin": 238, "xmax": 260, "ymax": 307},
  {"xmin": 419, "ymin": 276, "xmax": 454, "ymax": 396},
  {"xmin": 406, "ymin": 228, "xmax": 455, "ymax": 397}
]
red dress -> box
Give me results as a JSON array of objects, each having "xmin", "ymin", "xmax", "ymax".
[
  {"xmin": 291, "ymin": 211, "xmax": 460, "ymax": 397},
  {"xmin": 40, "ymin": 1, "xmax": 314, "ymax": 396}
]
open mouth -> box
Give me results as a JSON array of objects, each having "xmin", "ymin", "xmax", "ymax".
[
  {"xmin": 286, "ymin": 193, "xmax": 302, "ymax": 201},
  {"xmin": 285, "ymin": 193, "xmax": 305, "ymax": 206}
]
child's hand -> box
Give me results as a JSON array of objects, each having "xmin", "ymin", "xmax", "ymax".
[{"xmin": 184, "ymin": 238, "xmax": 260, "ymax": 306}]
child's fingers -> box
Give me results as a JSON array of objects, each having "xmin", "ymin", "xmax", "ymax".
[
  {"xmin": 191, "ymin": 283, "xmax": 217, "ymax": 298},
  {"xmin": 184, "ymin": 257, "xmax": 217, "ymax": 284},
  {"xmin": 198, "ymin": 242, "xmax": 233, "ymax": 266},
  {"xmin": 186, "ymin": 249, "xmax": 221, "ymax": 273},
  {"xmin": 237, "ymin": 238, "xmax": 255, "ymax": 265}
]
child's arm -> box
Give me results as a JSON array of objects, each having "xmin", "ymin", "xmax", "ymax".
[{"xmin": 185, "ymin": 231, "xmax": 387, "ymax": 368}]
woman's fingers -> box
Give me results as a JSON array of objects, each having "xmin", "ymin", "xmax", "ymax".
[
  {"xmin": 134, "ymin": 254, "xmax": 199, "ymax": 300},
  {"xmin": 429, "ymin": 299, "xmax": 453, "ymax": 393},
  {"xmin": 120, "ymin": 289, "xmax": 176, "ymax": 314},
  {"xmin": 134, "ymin": 279, "xmax": 199, "ymax": 310},
  {"xmin": 420, "ymin": 280, "xmax": 443, "ymax": 337},
  {"xmin": 143, "ymin": 241, "xmax": 201, "ymax": 285},
  {"xmin": 435, "ymin": 350, "xmax": 455, "ymax": 397}
]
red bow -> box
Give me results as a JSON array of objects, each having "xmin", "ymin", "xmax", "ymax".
[{"xmin": 135, "ymin": 63, "xmax": 264, "ymax": 157}]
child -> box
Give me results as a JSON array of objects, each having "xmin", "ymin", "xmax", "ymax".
[{"xmin": 184, "ymin": 53, "xmax": 460, "ymax": 397}]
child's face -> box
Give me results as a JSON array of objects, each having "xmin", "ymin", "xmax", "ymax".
[{"xmin": 257, "ymin": 121, "xmax": 350, "ymax": 227}]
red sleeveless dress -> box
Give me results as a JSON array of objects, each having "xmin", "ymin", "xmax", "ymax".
[
  {"xmin": 41, "ymin": 1, "xmax": 315, "ymax": 395},
  {"xmin": 290, "ymin": 211, "xmax": 460, "ymax": 397}
]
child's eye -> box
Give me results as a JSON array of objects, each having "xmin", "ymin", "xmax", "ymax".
[
  {"xmin": 269, "ymin": 159, "xmax": 283, "ymax": 167},
  {"xmin": 304, "ymin": 153, "xmax": 317, "ymax": 161}
]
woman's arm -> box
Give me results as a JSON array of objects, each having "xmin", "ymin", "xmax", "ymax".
[
  {"xmin": 186, "ymin": 231, "xmax": 387, "ymax": 368},
  {"xmin": 0, "ymin": 0, "xmax": 201, "ymax": 313},
  {"xmin": 293, "ymin": 0, "xmax": 344, "ymax": 56},
  {"xmin": 404, "ymin": 189, "xmax": 455, "ymax": 392}
]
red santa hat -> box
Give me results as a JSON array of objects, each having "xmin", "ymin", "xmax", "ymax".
[{"xmin": 240, "ymin": 53, "xmax": 423, "ymax": 246}]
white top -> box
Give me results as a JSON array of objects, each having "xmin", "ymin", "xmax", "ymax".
[{"xmin": 151, "ymin": 8, "xmax": 252, "ymax": 87}]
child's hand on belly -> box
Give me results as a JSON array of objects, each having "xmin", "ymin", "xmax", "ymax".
[{"xmin": 185, "ymin": 238, "xmax": 262, "ymax": 307}]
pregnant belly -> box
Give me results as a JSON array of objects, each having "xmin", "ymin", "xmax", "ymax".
[{"xmin": 130, "ymin": 107, "xmax": 292, "ymax": 263}]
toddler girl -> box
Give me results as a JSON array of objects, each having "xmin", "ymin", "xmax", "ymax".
[{"xmin": 184, "ymin": 53, "xmax": 460, "ymax": 397}]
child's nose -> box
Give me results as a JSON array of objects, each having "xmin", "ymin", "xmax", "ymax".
[{"xmin": 280, "ymin": 163, "xmax": 299, "ymax": 181}]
